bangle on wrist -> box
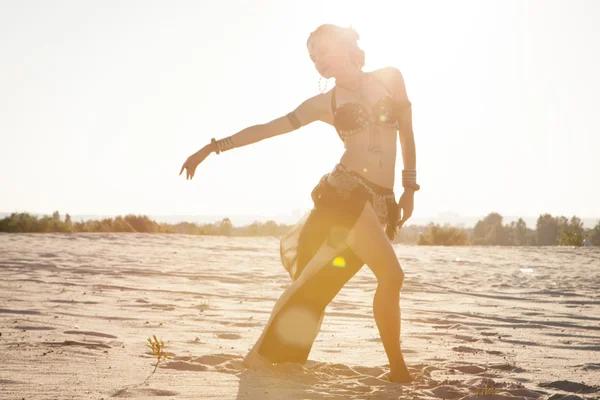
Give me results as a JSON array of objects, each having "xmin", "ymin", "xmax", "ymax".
[
  {"xmin": 211, "ymin": 137, "xmax": 235, "ymax": 155},
  {"xmin": 402, "ymin": 169, "xmax": 420, "ymax": 191}
]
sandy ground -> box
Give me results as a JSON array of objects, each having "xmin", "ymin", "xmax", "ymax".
[{"xmin": 1, "ymin": 233, "xmax": 599, "ymax": 400}]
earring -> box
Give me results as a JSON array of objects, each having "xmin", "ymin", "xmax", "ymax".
[{"xmin": 318, "ymin": 76, "xmax": 328, "ymax": 94}]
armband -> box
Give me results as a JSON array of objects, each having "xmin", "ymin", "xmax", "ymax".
[{"xmin": 286, "ymin": 111, "xmax": 302, "ymax": 130}]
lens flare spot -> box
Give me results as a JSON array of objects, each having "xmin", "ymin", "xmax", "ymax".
[
  {"xmin": 379, "ymin": 114, "xmax": 388, "ymax": 122},
  {"xmin": 275, "ymin": 306, "xmax": 320, "ymax": 347},
  {"xmin": 332, "ymin": 256, "xmax": 346, "ymax": 268}
]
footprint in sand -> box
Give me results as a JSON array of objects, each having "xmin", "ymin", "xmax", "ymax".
[
  {"xmin": 0, "ymin": 379, "xmax": 23, "ymax": 385},
  {"xmin": 582, "ymin": 363, "xmax": 600, "ymax": 371},
  {"xmin": 39, "ymin": 253, "xmax": 58, "ymax": 258},
  {"xmin": 150, "ymin": 304, "xmax": 176, "ymax": 311},
  {"xmin": 461, "ymin": 395, "xmax": 528, "ymax": 400},
  {"xmin": 489, "ymin": 363, "xmax": 526, "ymax": 373},
  {"xmin": 431, "ymin": 385, "xmax": 469, "ymax": 399},
  {"xmin": 547, "ymin": 395, "xmax": 588, "ymax": 400},
  {"xmin": 15, "ymin": 326, "xmax": 55, "ymax": 331},
  {"xmin": 504, "ymin": 388, "xmax": 544, "ymax": 398},
  {"xmin": 64, "ymin": 330, "xmax": 118, "ymax": 339},
  {"xmin": 162, "ymin": 361, "xmax": 209, "ymax": 372},
  {"xmin": 112, "ymin": 388, "xmax": 178, "ymax": 397},
  {"xmin": 231, "ymin": 321, "xmax": 262, "ymax": 328},
  {"xmin": 163, "ymin": 354, "xmax": 242, "ymax": 374},
  {"xmin": 44, "ymin": 340, "xmax": 110, "ymax": 350},
  {"xmin": 0, "ymin": 308, "xmax": 41, "ymax": 315},
  {"xmin": 539, "ymin": 380, "xmax": 599, "ymax": 394},
  {"xmin": 452, "ymin": 365, "xmax": 487, "ymax": 374},
  {"xmin": 452, "ymin": 346, "xmax": 483, "ymax": 354},
  {"xmin": 215, "ymin": 333, "xmax": 242, "ymax": 340},
  {"xmin": 455, "ymin": 335, "xmax": 480, "ymax": 343}
]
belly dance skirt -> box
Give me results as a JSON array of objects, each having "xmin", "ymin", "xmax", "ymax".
[{"xmin": 256, "ymin": 164, "xmax": 398, "ymax": 364}]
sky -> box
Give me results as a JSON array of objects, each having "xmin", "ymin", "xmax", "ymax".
[{"xmin": 1, "ymin": 0, "xmax": 599, "ymax": 224}]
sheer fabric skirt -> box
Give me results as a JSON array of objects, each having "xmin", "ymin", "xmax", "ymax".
[{"xmin": 258, "ymin": 164, "xmax": 398, "ymax": 364}]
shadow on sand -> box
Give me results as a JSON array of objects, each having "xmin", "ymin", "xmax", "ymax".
[{"xmin": 161, "ymin": 353, "xmax": 428, "ymax": 399}]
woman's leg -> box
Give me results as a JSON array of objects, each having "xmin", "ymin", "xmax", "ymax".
[
  {"xmin": 243, "ymin": 243, "xmax": 333, "ymax": 368},
  {"xmin": 244, "ymin": 239, "xmax": 361, "ymax": 367},
  {"xmin": 346, "ymin": 202, "xmax": 411, "ymax": 383}
]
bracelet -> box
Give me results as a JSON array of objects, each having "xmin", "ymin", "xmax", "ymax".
[
  {"xmin": 211, "ymin": 137, "xmax": 235, "ymax": 155},
  {"xmin": 402, "ymin": 169, "xmax": 420, "ymax": 191}
]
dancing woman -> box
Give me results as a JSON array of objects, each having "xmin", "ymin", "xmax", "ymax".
[{"xmin": 180, "ymin": 24, "xmax": 419, "ymax": 383}]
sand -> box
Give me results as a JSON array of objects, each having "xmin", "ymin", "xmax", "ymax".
[{"xmin": 1, "ymin": 233, "xmax": 599, "ymax": 399}]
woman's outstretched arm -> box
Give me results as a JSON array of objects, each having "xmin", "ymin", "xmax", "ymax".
[{"xmin": 179, "ymin": 93, "xmax": 328, "ymax": 180}]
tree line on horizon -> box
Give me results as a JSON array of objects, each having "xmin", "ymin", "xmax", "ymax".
[
  {"xmin": 1, "ymin": 211, "xmax": 599, "ymax": 247},
  {"xmin": 406, "ymin": 212, "xmax": 600, "ymax": 247},
  {"xmin": 0, "ymin": 211, "xmax": 292, "ymax": 237}
]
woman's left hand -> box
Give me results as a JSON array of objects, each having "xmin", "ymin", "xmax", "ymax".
[
  {"xmin": 397, "ymin": 190, "xmax": 415, "ymax": 229},
  {"xmin": 179, "ymin": 146, "xmax": 211, "ymax": 180}
]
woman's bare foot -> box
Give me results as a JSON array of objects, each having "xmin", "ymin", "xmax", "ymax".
[
  {"xmin": 243, "ymin": 350, "xmax": 273, "ymax": 370},
  {"xmin": 379, "ymin": 368, "xmax": 412, "ymax": 383}
]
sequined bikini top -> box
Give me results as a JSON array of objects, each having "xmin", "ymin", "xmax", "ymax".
[{"xmin": 331, "ymin": 75, "xmax": 411, "ymax": 141}]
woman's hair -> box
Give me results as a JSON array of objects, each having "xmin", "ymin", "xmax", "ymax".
[{"xmin": 307, "ymin": 24, "xmax": 365, "ymax": 69}]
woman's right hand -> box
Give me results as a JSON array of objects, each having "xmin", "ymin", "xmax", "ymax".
[{"xmin": 179, "ymin": 146, "xmax": 211, "ymax": 180}]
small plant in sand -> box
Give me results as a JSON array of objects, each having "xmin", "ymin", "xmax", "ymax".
[
  {"xmin": 147, "ymin": 335, "xmax": 170, "ymax": 374},
  {"xmin": 476, "ymin": 381, "xmax": 498, "ymax": 395}
]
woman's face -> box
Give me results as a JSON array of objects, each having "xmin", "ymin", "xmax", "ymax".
[{"xmin": 307, "ymin": 35, "xmax": 348, "ymax": 79}]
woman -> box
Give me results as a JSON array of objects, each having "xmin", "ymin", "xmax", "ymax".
[{"xmin": 180, "ymin": 24, "xmax": 419, "ymax": 383}]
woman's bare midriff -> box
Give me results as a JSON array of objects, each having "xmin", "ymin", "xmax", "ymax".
[{"xmin": 338, "ymin": 125, "xmax": 398, "ymax": 189}]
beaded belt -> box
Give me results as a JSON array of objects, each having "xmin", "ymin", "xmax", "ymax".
[{"xmin": 326, "ymin": 164, "xmax": 395, "ymax": 226}]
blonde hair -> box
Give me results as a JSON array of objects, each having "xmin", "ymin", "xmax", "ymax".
[{"xmin": 307, "ymin": 24, "xmax": 365, "ymax": 68}]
